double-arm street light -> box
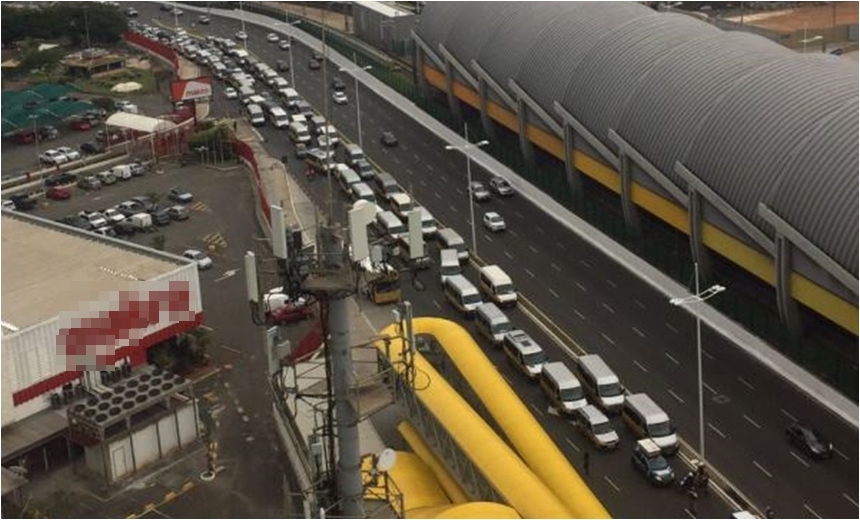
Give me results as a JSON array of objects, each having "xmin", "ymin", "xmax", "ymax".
[
  {"xmin": 275, "ymin": 15, "xmax": 302, "ymax": 87},
  {"xmin": 445, "ymin": 124, "xmax": 489, "ymax": 257},
  {"xmin": 669, "ymin": 262, "xmax": 726, "ymax": 467},
  {"xmin": 339, "ymin": 57, "xmax": 372, "ymax": 150}
]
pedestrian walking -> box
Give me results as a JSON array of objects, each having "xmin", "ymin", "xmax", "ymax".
[
  {"xmin": 583, "ymin": 451, "xmax": 590, "ymax": 476},
  {"xmin": 233, "ymin": 120, "xmax": 238, "ymax": 132}
]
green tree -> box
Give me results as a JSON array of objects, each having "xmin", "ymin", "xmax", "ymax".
[{"xmin": 151, "ymin": 234, "xmax": 166, "ymax": 251}]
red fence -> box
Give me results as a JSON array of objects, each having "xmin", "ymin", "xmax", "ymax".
[
  {"xmin": 234, "ymin": 140, "xmax": 272, "ymax": 226},
  {"xmin": 123, "ymin": 31, "xmax": 179, "ymax": 70}
]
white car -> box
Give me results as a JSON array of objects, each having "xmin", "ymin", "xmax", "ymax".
[
  {"xmin": 224, "ymin": 87, "xmax": 238, "ymax": 99},
  {"xmin": 85, "ymin": 212, "xmax": 108, "ymax": 229},
  {"xmin": 39, "ymin": 149, "xmax": 69, "ymax": 166},
  {"xmin": 483, "ymin": 212, "xmax": 506, "ymax": 232},
  {"xmin": 278, "ymin": 39, "xmax": 290, "ymax": 50},
  {"xmin": 183, "ymin": 249, "xmax": 213, "ymax": 270},
  {"xmin": 266, "ymin": 33, "xmax": 279, "ymax": 43},
  {"xmin": 332, "ymin": 91, "xmax": 348, "ymax": 105},
  {"xmin": 103, "ymin": 208, "xmax": 126, "ymax": 225},
  {"xmin": 235, "ymin": 30, "xmax": 248, "ymax": 41},
  {"xmin": 56, "ymin": 146, "xmax": 81, "ymax": 162}
]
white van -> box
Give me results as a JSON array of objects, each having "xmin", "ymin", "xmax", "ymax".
[
  {"xmin": 478, "ymin": 265, "xmax": 517, "ymax": 307},
  {"xmin": 502, "ymin": 329, "xmax": 547, "ymax": 379},
  {"xmin": 110, "ymin": 164, "xmax": 133, "ymax": 180},
  {"xmin": 374, "ymin": 172, "xmax": 403, "ymax": 202},
  {"xmin": 575, "ymin": 354, "xmax": 625, "ymax": 413},
  {"xmin": 417, "ymin": 206, "xmax": 437, "ymax": 237},
  {"xmin": 375, "ymin": 211, "xmax": 407, "ymax": 240},
  {"xmin": 350, "ymin": 182, "xmax": 376, "ymax": 204},
  {"xmin": 336, "ymin": 165, "xmax": 361, "ymax": 193},
  {"xmin": 622, "ymin": 393, "xmax": 679, "ymax": 454},
  {"xmin": 389, "ymin": 193, "xmax": 413, "ymax": 220},
  {"xmin": 344, "ymin": 143, "xmax": 364, "ymax": 166},
  {"xmin": 437, "ymin": 228, "xmax": 468, "ymax": 261},
  {"xmin": 443, "ymin": 275, "xmax": 482, "ymax": 315},
  {"xmin": 288, "ymin": 122, "xmax": 311, "ymax": 144},
  {"xmin": 439, "ymin": 249, "xmax": 461, "ymax": 285},
  {"xmin": 474, "ymin": 302, "xmax": 512, "ymax": 345},
  {"xmin": 246, "ymin": 104, "xmax": 265, "ymax": 126},
  {"xmin": 539, "ymin": 362, "xmax": 587, "ymax": 413},
  {"xmin": 268, "ymin": 106, "xmax": 290, "ymax": 129},
  {"xmin": 280, "ymin": 87, "xmax": 300, "ymax": 109}
]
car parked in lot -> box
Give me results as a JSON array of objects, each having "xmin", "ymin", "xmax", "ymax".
[
  {"xmin": 266, "ymin": 33, "xmax": 279, "ymax": 43},
  {"xmin": 152, "ymin": 208, "xmax": 172, "ymax": 226},
  {"xmin": 198, "ymin": 15, "xmax": 211, "ymax": 24},
  {"xmin": 56, "ymin": 146, "xmax": 81, "ymax": 162},
  {"xmin": 115, "ymin": 200, "xmax": 146, "ymax": 217},
  {"xmin": 278, "ymin": 40, "xmax": 290, "ymax": 50},
  {"xmin": 131, "ymin": 195, "xmax": 158, "ymax": 213},
  {"xmin": 168, "ymin": 187, "xmax": 193, "ymax": 203},
  {"xmin": 224, "ymin": 87, "xmax": 238, "ymax": 99},
  {"xmin": 78, "ymin": 175, "xmax": 102, "ymax": 191},
  {"xmin": 183, "ymin": 249, "xmax": 213, "ymax": 270},
  {"xmin": 45, "ymin": 173, "xmax": 77, "ymax": 187},
  {"xmin": 113, "ymin": 220, "xmax": 137, "ymax": 237},
  {"xmin": 46, "ymin": 186, "xmax": 71, "ymax": 201},
  {"xmin": 235, "ymin": 30, "xmax": 248, "ymax": 41},
  {"xmin": 10, "ymin": 194, "xmax": 37, "ymax": 211},
  {"xmin": 786, "ymin": 423, "xmax": 833, "ymax": 459},
  {"xmin": 167, "ymin": 205, "xmax": 189, "ymax": 221},
  {"xmin": 80, "ymin": 141, "xmax": 106, "ymax": 155},
  {"xmin": 470, "ymin": 181, "xmax": 491, "ymax": 202},
  {"xmin": 308, "ymin": 58, "xmax": 320, "ymax": 70},
  {"xmin": 103, "ymin": 208, "xmax": 126, "ymax": 225},
  {"xmin": 39, "ymin": 149, "xmax": 69, "ymax": 166},
  {"xmin": 80, "ymin": 211, "xmax": 107, "ymax": 228}
]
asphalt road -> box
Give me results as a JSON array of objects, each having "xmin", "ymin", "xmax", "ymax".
[{"xmin": 133, "ymin": 3, "xmax": 858, "ymax": 518}]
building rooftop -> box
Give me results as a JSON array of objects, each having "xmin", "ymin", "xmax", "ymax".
[
  {"xmin": 1, "ymin": 212, "xmax": 185, "ymax": 333},
  {"xmin": 355, "ymin": 1, "xmax": 412, "ymax": 18}
]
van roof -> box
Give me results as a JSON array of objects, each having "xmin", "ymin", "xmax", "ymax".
[
  {"xmin": 542, "ymin": 361, "xmax": 581, "ymax": 389},
  {"xmin": 437, "ymin": 228, "xmax": 464, "ymax": 242},
  {"xmin": 477, "ymin": 302, "xmax": 509, "ymax": 324},
  {"xmin": 390, "ymin": 193, "xmax": 411, "ymax": 204},
  {"xmin": 625, "ymin": 393, "xmax": 669, "ymax": 424},
  {"xmin": 505, "ymin": 329, "xmax": 543, "ymax": 355},
  {"xmin": 579, "ymin": 404, "xmax": 609, "ymax": 424},
  {"xmin": 446, "ymin": 274, "xmax": 479, "ymax": 294},
  {"xmin": 578, "ymin": 354, "xmax": 619, "ymax": 386},
  {"xmin": 440, "ymin": 248, "xmax": 459, "ymax": 262},
  {"xmin": 480, "ymin": 264, "xmax": 512, "ymax": 285}
]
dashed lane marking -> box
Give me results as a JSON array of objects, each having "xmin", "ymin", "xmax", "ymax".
[
  {"xmin": 601, "ymin": 303, "xmax": 615, "ymax": 314},
  {"xmin": 509, "ymin": 230, "xmax": 518, "ymax": 237},
  {"xmin": 574, "ymin": 308, "xmax": 586, "ymax": 320},
  {"xmin": 842, "ymin": 493, "xmax": 858, "ymax": 508},
  {"xmin": 737, "ymin": 376, "xmax": 755, "ymax": 391},
  {"xmin": 575, "ymin": 282, "xmax": 587, "ymax": 292},
  {"xmin": 579, "ymin": 259, "xmax": 592, "ymax": 268},
  {"xmin": 525, "ymin": 269, "xmax": 535, "ymax": 278},
  {"xmin": 565, "ymin": 437, "xmax": 581, "ymax": 452},
  {"xmin": 790, "ymin": 451, "xmax": 810, "ymax": 468},
  {"xmin": 549, "ymin": 288, "xmax": 560, "ymax": 299},
  {"xmin": 667, "ymin": 388, "xmax": 685, "ymax": 404},
  {"xmin": 753, "ymin": 460, "xmax": 772, "ymax": 478},
  {"xmin": 803, "ymin": 504, "xmax": 821, "ymax": 518},
  {"xmin": 665, "ymin": 352, "xmax": 680, "ymax": 365},
  {"xmin": 666, "ymin": 322, "xmax": 680, "ymax": 334},
  {"xmin": 504, "ymin": 250, "xmax": 513, "ymax": 259},
  {"xmin": 528, "ymin": 244, "xmax": 539, "ymax": 254},
  {"xmin": 604, "ymin": 476, "xmax": 621, "ymax": 492},
  {"xmin": 708, "ymin": 422, "xmax": 727, "ymax": 439},
  {"xmin": 601, "ymin": 333, "xmax": 615, "ymax": 345},
  {"xmin": 632, "ymin": 326, "xmax": 645, "ymax": 337},
  {"xmin": 743, "ymin": 414, "xmax": 762, "ymax": 429},
  {"xmin": 634, "ymin": 299, "xmax": 646, "ymax": 309},
  {"xmin": 633, "ymin": 360, "xmax": 648, "ymax": 373},
  {"xmin": 781, "ymin": 408, "xmax": 797, "ymax": 422},
  {"xmin": 551, "ymin": 263, "xmax": 561, "ymax": 272},
  {"xmin": 605, "ymin": 278, "xmax": 617, "ymax": 288}
]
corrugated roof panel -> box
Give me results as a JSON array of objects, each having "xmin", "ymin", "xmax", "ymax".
[
  {"xmin": 765, "ymin": 97, "xmax": 859, "ymax": 276},
  {"xmin": 445, "ymin": 2, "xmax": 513, "ymax": 71},
  {"xmin": 517, "ymin": 2, "xmax": 653, "ymax": 112},
  {"xmin": 617, "ymin": 31, "xmax": 791, "ymax": 188},
  {"xmin": 563, "ymin": 13, "xmax": 721, "ymax": 149},
  {"xmin": 683, "ymin": 56, "xmax": 857, "ymax": 234},
  {"xmin": 414, "ymin": 2, "xmax": 463, "ymax": 56}
]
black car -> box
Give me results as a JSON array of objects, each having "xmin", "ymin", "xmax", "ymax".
[
  {"xmin": 198, "ymin": 15, "xmax": 211, "ymax": 24},
  {"xmin": 152, "ymin": 208, "xmax": 172, "ymax": 226},
  {"xmin": 113, "ymin": 220, "xmax": 137, "ymax": 237},
  {"xmin": 295, "ymin": 142, "xmax": 308, "ymax": 159},
  {"xmin": 331, "ymin": 76, "xmax": 346, "ymax": 92},
  {"xmin": 380, "ymin": 131, "xmax": 398, "ymax": 147},
  {"xmin": 132, "ymin": 196, "xmax": 158, "ymax": 213},
  {"xmin": 80, "ymin": 141, "xmax": 106, "ymax": 155},
  {"xmin": 277, "ymin": 59, "xmax": 289, "ymax": 72},
  {"xmin": 10, "ymin": 194, "xmax": 36, "ymax": 211},
  {"xmin": 786, "ymin": 423, "xmax": 833, "ymax": 459},
  {"xmin": 56, "ymin": 215, "xmax": 92, "ymax": 231},
  {"xmin": 44, "ymin": 173, "xmax": 77, "ymax": 187}
]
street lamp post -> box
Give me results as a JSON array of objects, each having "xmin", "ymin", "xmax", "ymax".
[
  {"xmin": 274, "ymin": 18, "xmax": 301, "ymax": 87},
  {"xmin": 29, "ymin": 114, "xmax": 41, "ymax": 168},
  {"xmin": 339, "ymin": 56, "xmax": 372, "ymax": 150},
  {"xmin": 445, "ymin": 124, "xmax": 488, "ymax": 257},
  {"xmin": 669, "ymin": 263, "xmax": 726, "ymax": 467},
  {"xmin": 239, "ymin": 0, "xmax": 247, "ymax": 50}
]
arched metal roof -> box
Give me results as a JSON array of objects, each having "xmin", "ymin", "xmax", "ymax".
[{"xmin": 414, "ymin": 2, "xmax": 859, "ymax": 282}]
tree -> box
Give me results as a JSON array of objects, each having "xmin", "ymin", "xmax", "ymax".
[{"xmin": 15, "ymin": 46, "xmax": 65, "ymax": 78}]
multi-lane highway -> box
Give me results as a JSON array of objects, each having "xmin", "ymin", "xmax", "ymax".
[{"xmin": 135, "ymin": 3, "xmax": 858, "ymax": 518}]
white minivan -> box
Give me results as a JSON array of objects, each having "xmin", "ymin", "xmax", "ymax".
[
  {"xmin": 444, "ymin": 275, "xmax": 482, "ymax": 315},
  {"xmin": 478, "ymin": 265, "xmax": 517, "ymax": 307}
]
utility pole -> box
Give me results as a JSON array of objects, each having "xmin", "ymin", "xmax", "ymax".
[{"xmin": 321, "ymin": 8, "xmax": 334, "ymax": 224}]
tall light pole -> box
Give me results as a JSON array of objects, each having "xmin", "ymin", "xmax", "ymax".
[
  {"xmin": 445, "ymin": 124, "xmax": 488, "ymax": 257},
  {"xmin": 274, "ymin": 18, "xmax": 301, "ymax": 87},
  {"xmin": 669, "ymin": 263, "xmax": 726, "ymax": 467},
  {"xmin": 339, "ymin": 56, "xmax": 372, "ymax": 150},
  {"xmin": 239, "ymin": 0, "xmax": 247, "ymax": 50},
  {"xmin": 172, "ymin": 0, "xmax": 179, "ymax": 29},
  {"xmin": 29, "ymin": 113, "xmax": 41, "ymax": 168}
]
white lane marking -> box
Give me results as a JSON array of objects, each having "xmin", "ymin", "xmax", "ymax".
[
  {"xmin": 529, "ymin": 402, "xmax": 545, "ymax": 418},
  {"xmin": 753, "ymin": 460, "xmax": 772, "ymax": 478},
  {"xmin": 438, "ymin": 174, "xmax": 447, "ymax": 182},
  {"xmin": 455, "ymin": 187, "xmax": 464, "ymax": 195},
  {"xmin": 633, "ymin": 360, "xmax": 649, "ymax": 373},
  {"xmin": 413, "ymin": 154, "xmax": 421, "ymax": 162},
  {"xmin": 528, "ymin": 244, "xmax": 539, "ymax": 254},
  {"xmin": 556, "ymin": 241, "xmax": 567, "ymax": 250},
  {"xmin": 634, "ymin": 299, "xmax": 646, "ymax": 309},
  {"xmin": 549, "ymin": 288, "xmax": 560, "ymax": 299},
  {"xmin": 790, "ymin": 451, "xmax": 810, "ymax": 468},
  {"xmin": 200, "ymin": 325, "xmax": 215, "ymax": 331},
  {"xmin": 667, "ymin": 388, "xmax": 685, "ymax": 404},
  {"xmin": 525, "ymin": 269, "xmax": 535, "ymax": 278},
  {"xmin": 449, "ymin": 205, "xmax": 457, "ymax": 213},
  {"xmin": 434, "ymin": 192, "xmax": 442, "ymax": 199},
  {"xmin": 432, "ymin": 299, "xmax": 442, "ymax": 310},
  {"xmin": 666, "ymin": 322, "xmax": 680, "ymax": 334},
  {"xmin": 605, "ymin": 278, "xmax": 617, "ymax": 288},
  {"xmin": 219, "ymin": 344, "xmax": 241, "ymax": 354},
  {"xmin": 665, "ymin": 352, "xmax": 680, "ymax": 366},
  {"xmin": 702, "ymin": 349, "xmax": 715, "ymax": 360},
  {"xmin": 601, "ymin": 333, "xmax": 615, "ymax": 346},
  {"xmin": 738, "ymin": 376, "xmax": 755, "ymax": 391},
  {"xmin": 484, "ymin": 234, "xmax": 494, "ymax": 243},
  {"xmin": 509, "ymin": 230, "xmax": 518, "ymax": 237},
  {"xmin": 575, "ymin": 282, "xmax": 587, "ymax": 292},
  {"xmin": 632, "ymin": 326, "xmax": 645, "ymax": 338},
  {"xmin": 536, "ymin": 226, "xmax": 545, "ymax": 235},
  {"xmin": 579, "ymin": 259, "xmax": 592, "ymax": 268},
  {"xmin": 504, "ymin": 250, "xmax": 513, "ymax": 259},
  {"xmin": 573, "ymin": 308, "xmax": 586, "ymax": 320},
  {"xmin": 602, "ymin": 303, "xmax": 615, "ymax": 314},
  {"xmin": 702, "ymin": 382, "xmax": 718, "ymax": 395},
  {"xmin": 834, "ymin": 448, "xmax": 850, "ymax": 461},
  {"xmin": 708, "ymin": 422, "xmax": 727, "ymax": 439},
  {"xmin": 780, "ymin": 408, "xmax": 797, "ymax": 422},
  {"xmin": 551, "ymin": 263, "xmax": 561, "ymax": 272},
  {"xmin": 803, "ymin": 504, "xmax": 821, "ymax": 518},
  {"xmin": 418, "ymin": 178, "xmax": 426, "ymax": 187},
  {"xmin": 842, "ymin": 493, "xmax": 858, "ymax": 508},
  {"xmin": 565, "ymin": 437, "xmax": 581, "ymax": 452},
  {"xmin": 514, "ymin": 211, "xmax": 524, "ymax": 219},
  {"xmin": 743, "ymin": 414, "xmax": 762, "ymax": 429},
  {"xmin": 427, "ymin": 164, "xmax": 434, "ymax": 171},
  {"xmin": 604, "ymin": 476, "xmax": 621, "ymax": 492}
]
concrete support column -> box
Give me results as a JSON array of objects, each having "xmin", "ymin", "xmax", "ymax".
[
  {"xmin": 516, "ymin": 99, "xmax": 535, "ymax": 163},
  {"xmin": 619, "ymin": 152, "xmax": 640, "ymax": 233},
  {"xmin": 563, "ymin": 124, "xmax": 583, "ymax": 208},
  {"xmin": 443, "ymin": 60, "xmax": 462, "ymax": 125},
  {"xmin": 775, "ymin": 235, "xmax": 802, "ymax": 340},
  {"xmin": 415, "ymin": 47, "xmax": 426, "ymax": 94},
  {"xmin": 688, "ymin": 189, "xmax": 712, "ymax": 280},
  {"xmin": 478, "ymin": 79, "xmax": 495, "ymax": 143}
]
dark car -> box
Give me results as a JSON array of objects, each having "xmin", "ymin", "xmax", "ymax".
[
  {"xmin": 295, "ymin": 142, "xmax": 308, "ymax": 159},
  {"xmin": 631, "ymin": 439, "xmax": 675, "ymax": 486},
  {"xmin": 10, "ymin": 194, "xmax": 37, "ymax": 211},
  {"xmin": 331, "ymin": 76, "xmax": 346, "ymax": 92},
  {"xmin": 80, "ymin": 141, "xmax": 106, "ymax": 155},
  {"xmin": 113, "ymin": 220, "xmax": 137, "ymax": 237},
  {"xmin": 489, "ymin": 176, "xmax": 514, "ymax": 196},
  {"xmin": 152, "ymin": 208, "xmax": 172, "ymax": 226},
  {"xmin": 308, "ymin": 58, "xmax": 321, "ymax": 70},
  {"xmin": 167, "ymin": 205, "xmax": 190, "ymax": 221},
  {"xmin": 380, "ymin": 131, "xmax": 398, "ymax": 147},
  {"xmin": 44, "ymin": 173, "xmax": 77, "ymax": 188},
  {"xmin": 786, "ymin": 423, "xmax": 833, "ymax": 459},
  {"xmin": 277, "ymin": 59, "xmax": 289, "ymax": 72},
  {"xmin": 131, "ymin": 196, "xmax": 158, "ymax": 213},
  {"xmin": 198, "ymin": 15, "xmax": 211, "ymax": 24},
  {"xmin": 57, "ymin": 215, "xmax": 92, "ymax": 230}
]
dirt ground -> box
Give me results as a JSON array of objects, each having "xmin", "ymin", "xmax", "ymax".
[{"xmin": 725, "ymin": 2, "xmax": 858, "ymax": 31}]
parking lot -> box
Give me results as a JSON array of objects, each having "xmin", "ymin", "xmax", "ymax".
[{"xmin": 25, "ymin": 161, "xmax": 251, "ymax": 274}]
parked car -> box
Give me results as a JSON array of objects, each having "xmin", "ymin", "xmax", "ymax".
[
  {"xmin": 10, "ymin": 194, "xmax": 37, "ymax": 211},
  {"xmin": 482, "ymin": 211, "xmax": 506, "ymax": 232},
  {"xmin": 68, "ymin": 117, "xmax": 93, "ymax": 131},
  {"xmin": 631, "ymin": 439, "xmax": 674, "ymax": 486},
  {"xmin": 168, "ymin": 187, "xmax": 193, "ymax": 203},
  {"xmin": 279, "ymin": 40, "xmax": 291, "ymax": 50},
  {"xmin": 152, "ymin": 208, "xmax": 172, "ymax": 226},
  {"xmin": 183, "ymin": 249, "xmax": 213, "ymax": 270},
  {"xmin": 44, "ymin": 172, "xmax": 77, "ymax": 187},
  {"xmin": 113, "ymin": 220, "xmax": 137, "ymax": 237},
  {"xmin": 198, "ymin": 15, "xmax": 211, "ymax": 24},
  {"xmin": 39, "ymin": 149, "xmax": 69, "ymax": 166},
  {"xmin": 276, "ymin": 59, "xmax": 289, "ymax": 72},
  {"xmin": 78, "ymin": 175, "xmax": 102, "ymax": 191},
  {"xmin": 131, "ymin": 195, "xmax": 158, "ymax": 213},
  {"xmin": 470, "ymin": 181, "xmax": 491, "ymax": 202},
  {"xmin": 56, "ymin": 146, "xmax": 81, "ymax": 162},
  {"xmin": 380, "ymin": 131, "xmax": 398, "ymax": 147},
  {"xmin": 295, "ymin": 142, "xmax": 308, "ymax": 159},
  {"xmin": 786, "ymin": 423, "xmax": 833, "ymax": 459},
  {"xmin": 489, "ymin": 176, "xmax": 514, "ymax": 196},
  {"xmin": 80, "ymin": 141, "xmax": 106, "ymax": 155},
  {"xmin": 2, "ymin": 200, "xmax": 15, "ymax": 211},
  {"xmin": 80, "ymin": 211, "xmax": 107, "ymax": 228},
  {"xmin": 115, "ymin": 200, "xmax": 146, "ymax": 217},
  {"xmin": 331, "ymin": 76, "xmax": 346, "ymax": 91},
  {"xmin": 167, "ymin": 205, "xmax": 190, "ymax": 221},
  {"xmin": 102, "ymin": 208, "xmax": 126, "ymax": 224},
  {"xmin": 46, "ymin": 186, "xmax": 72, "ymax": 201}
]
